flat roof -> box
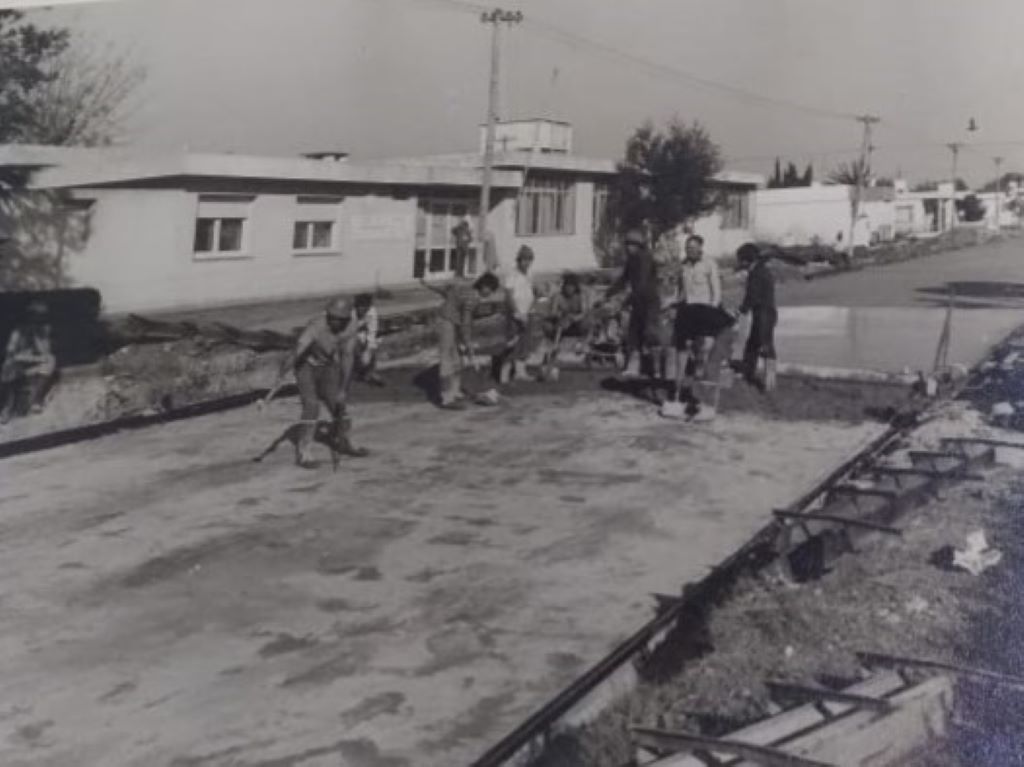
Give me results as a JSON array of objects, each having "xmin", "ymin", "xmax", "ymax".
[
  {"xmin": 5, "ymin": 147, "xmax": 523, "ymax": 190},
  {"xmin": 377, "ymin": 151, "xmax": 618, "ymax": 175}
]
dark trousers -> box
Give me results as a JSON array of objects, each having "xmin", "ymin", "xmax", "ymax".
[
  {"xmin": 743, "ymin": 307, "xmax": 778, "ymax": 376},
  {"xmin": 295, "ymin": 362, "xmax": 342, "ymax": 457}
]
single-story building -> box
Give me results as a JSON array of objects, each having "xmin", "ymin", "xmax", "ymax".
[
  {"xmin": 0, "ymin": 121, "xmax": 764, "ymax": 315},
  {"xmin": 752, "ymin": 183, "xmax": 895, "ymax": 250}
]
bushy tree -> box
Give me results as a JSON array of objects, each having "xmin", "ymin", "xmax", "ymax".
[
  {"xmin": 605, "ymin": 119, "xmax": 722, "ymax": 246},
  {"xmin": 957, "ymin": 194, "xmax": 986, "ymax": 222},
  {"xmin": 0, "ymin": 10, "xmax": 69, "ymax": 143},
  {"xmin": 0, "ymin": 11, "xmax": 141, "ymax": 147}
]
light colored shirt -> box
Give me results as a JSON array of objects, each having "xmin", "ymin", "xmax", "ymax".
[
  {"xmin": 503, "ymin": 267, "xmax": 535, "ymax": 320},
  {"xmin": 679, "ymin": 257, "xmax": 721, "ymax": 307},
  {"xmin": 356, "ymin": 306, "xmax": 380, "ymax": 350},
  {"xmin": 295, "ymin": 316, "xmax": 357, "ymax": 368}
]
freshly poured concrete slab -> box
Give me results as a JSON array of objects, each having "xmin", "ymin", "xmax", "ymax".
[
  {"xmin": 773, "ymin": 306, "xmax": 1021, "ymax": 374},
  {"xmin": 0, "ymin": 393, "xmax": 881, "ymax": 767}
]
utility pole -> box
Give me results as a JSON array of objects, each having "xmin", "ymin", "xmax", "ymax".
[
  {"xmin": 847, "ymin": 114, "xmax": 879, "ymax": 260},
  {"xmin": 946, "ymin": 142, "xmax": 962, "ymax": 231},
  {"xmin": 994, "ymin": 156, "xmax": 1004, "ymax": 231},
  {"xmin": 477, "ymin": 7, "xmax": 523, "ymax": 274}
]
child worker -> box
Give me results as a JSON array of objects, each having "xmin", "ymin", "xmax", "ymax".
[
  {"xmin": 539, "ymin": 271, "xmax": 593, "ymax": 380},
  {"xmin": 736, "ymin": 242, "xmax": 778, "ymax": 392},
  {"xmin": 353, "ymin": 293, "xmax": 385, "ymax": 387},
  {"xmin": 423, "ymin": 272, "xmax": 502, "ymax": 410}
]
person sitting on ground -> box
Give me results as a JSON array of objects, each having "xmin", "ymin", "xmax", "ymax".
[
  {"xmin": 736, "ymin": 242, "xmax": 778, "ymax": 392},
  {"xmin": 606, "ymin": 228, "xmax": 661, "ymax": 379},
  {"xmin": 500, "ymin": 245, "xmax": 538, "ymax": 383},
  {"xmin": 267, "ymin": 296, "xmax": 365, "ymax": 469},
  {"xmin": 353, "ymin": 293, "xmax": 385, "ymax": 386},
  {"xmin": 1, "ymin": 300, "xmax": 57, "ymax": 423},
  {"xmin": 423, "ymin": 272, "xmax": 502, "ymax": 410},
  {"xmin": 537, "ymin": 272, "xmax": 596, "ymax": 380},
  {"xmin": 543, "ymin": 272, "xmax": 594, "ymax": 354}
]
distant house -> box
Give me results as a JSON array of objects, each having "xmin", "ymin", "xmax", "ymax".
[{"xmin": 0, "ymin": 121, "xmax": 763, "ymax": 314}]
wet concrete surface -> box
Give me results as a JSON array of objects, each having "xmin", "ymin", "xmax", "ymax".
[
  {"xmin": 772, "ymin": 306, "xmax": 1022, "ymax": 374},
  {"xmin": 762, "ymin": 237, "xmax": 1024, "ymax": 374},
  {"xmin": 0, "ymin": 391, "xmax": 881, "ymax": 767}
]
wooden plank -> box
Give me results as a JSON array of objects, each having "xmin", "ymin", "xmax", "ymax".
[
  {"xmin": 632, "ymin": 726, "xmax": 836, "ymax": 767},
  {"xmin": 773, "ymin": 510, "xmax": 903, "ymax": 536},
  {"xmin": 766, "ymin": 681, "xmax": 894, "ymax": 714}
]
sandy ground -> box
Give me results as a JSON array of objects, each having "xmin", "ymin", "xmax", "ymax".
[{"xmin": 0, "ymin": 391, "xmax": 881, "ymax": 767}]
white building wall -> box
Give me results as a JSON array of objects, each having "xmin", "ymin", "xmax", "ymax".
[
  {"xmin": 753, "ymin": 186, "xmax": 852, "ymax": 248},
  {"xmin": 753, "ymin": 185, "xmax": 894, "ymax": 248},
  {"xmin": 690, "ymin": 208, "xmax": 755, "ymax": 261},
  {"xmin": 488, "ymin": 180, "xmax": 601, "ymax": 274},
  {"xmin": 66, "ymin": 185, "xmax": 417, "ymax": 314}
]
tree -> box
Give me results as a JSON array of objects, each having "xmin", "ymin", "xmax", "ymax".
[
  {"xmin": 768, "ymin": 158, "xmax": 812, "ymax": 188},
  {"xmin": 981, "ymin": 172, "xmax": 1024, "ymax": 193},
  {"xmin": 0, "ymin": 11, "xmax": 69, "ymax": 143},
  {"xmin": 826, "ymin": 158, "xmax": 870, "ymax": 186},
  {"xmin": 19, "ymin": 43, "xmax": 144, "ymax": 146},
  {"xmin": 604, "ymin": 118, "xmax": 722, "ymax": 247},
  {"xmin": 0, "ymin": 12, "xmax": 141, "ymax": 147},
  {"xmin": 957, "ymin": 194, "xmax": 986, "ymax": 223}
]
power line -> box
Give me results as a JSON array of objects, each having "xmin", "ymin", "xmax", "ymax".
[{"xmin": 399, "ymin": 0, "xmax": 860, "ymax": 123}]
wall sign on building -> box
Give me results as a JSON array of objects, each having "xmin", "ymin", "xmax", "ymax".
[{"xmin": 350, "ymin": 213, "xmax": 410, "ymax": 241}]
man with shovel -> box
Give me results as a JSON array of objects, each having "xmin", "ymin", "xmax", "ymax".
[{"xmin": 262, "ymin": 296, "xmax": 367, "ymax": 469}]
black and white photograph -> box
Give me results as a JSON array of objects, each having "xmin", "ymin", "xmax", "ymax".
[{"xmin": 2, "ymin": 1, "xmax": 1024, "ymax": 765}]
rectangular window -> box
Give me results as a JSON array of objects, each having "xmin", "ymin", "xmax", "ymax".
[
  {"xmin": 193, "ymin": 195, "xmax": 253, "ymax": 259},
  {"xmin": 412, "ymin": 198, "xmax": 478, "ymax": 279},
  {"xmin": 293, "ymin": 195, "xmax": 342, "ymax": 255},
  {"xmin": 592, "ymin": 183, "xmax": 610, "ymax": 233},
  {"xmin": 516, "ymin": 177, "xmax": 576, "ymax": 236},
  {"xmin": 720, "ymin": 191, "xmax": 750, "ymax": 230},
  {"xmin": 293, "ymin": 220, "xmax": 335, "ymax": 251}
]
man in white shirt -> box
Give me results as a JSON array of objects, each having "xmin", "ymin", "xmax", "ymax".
[
  {"xmin": 501, "ymin": 245, "xmax": 537, "ymax": 382},
  {"xmin": 679, "ymin": 234, "xmax": 721, "ymax": 307}
]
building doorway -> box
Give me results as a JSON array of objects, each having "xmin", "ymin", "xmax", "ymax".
[{"xmin": 413, "ymin": 199, "xmax": 478, "ymax": 281}]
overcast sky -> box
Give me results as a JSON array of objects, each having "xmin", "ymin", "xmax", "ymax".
[{"xmin": 28, "ymin": 0, "xmax": 1024, "ymax": 183}]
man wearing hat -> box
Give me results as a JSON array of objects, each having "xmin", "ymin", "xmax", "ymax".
[
  {"xmin": 606, "ymin": 228, "xmax": 661, "ymax": 378},
  {"xmin": 1, "ymin": 300, "xmax": 57, "ymax": 422},
  {"xmin": 270, "ymin": 296, "xmax": 362, "ymax": 468}
]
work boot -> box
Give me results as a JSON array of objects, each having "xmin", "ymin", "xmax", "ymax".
[
  {"xmin": 764, "ymin": 359, "xmax": 777, "ymax": 392},
  {"xmin": 620, "ymin": 353, "xmax": 641, "ymax": 379},
  {"xmin": 475, "ymin": 388, "xmax": 501, "ymax": 406}
]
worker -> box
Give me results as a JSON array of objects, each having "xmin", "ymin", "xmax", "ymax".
[
  {"xmin": 424, "ymin": 272, "xmax": 502, "ymax": 410},
  {"xmin": 606, "ymin": 228, "xmax": 661, "ymax": 379},
  {"xmin": 500, "ymin": 245, "xmax": 538, "ymax": 383},
  {"xmin": 268, "ymin": 296, "xmax": 363, "ymax": 469},
  {"xmin": 665, "ymin": 301, "xmax": 737, "ymax": 421},
  {"xmin": 0, "ymin": 300, "xmax": 57, "ymax": 423},
  {"xmin": 353, "ymin": 293, "xmax": 384, "ymax": 386},
  {"xmin": 539, "ymin": 272, "xmax": 593, "ymax": 378},
  {"xmin": 736, "ymin": 242, "xmax": 779, "ymax": 391}
]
